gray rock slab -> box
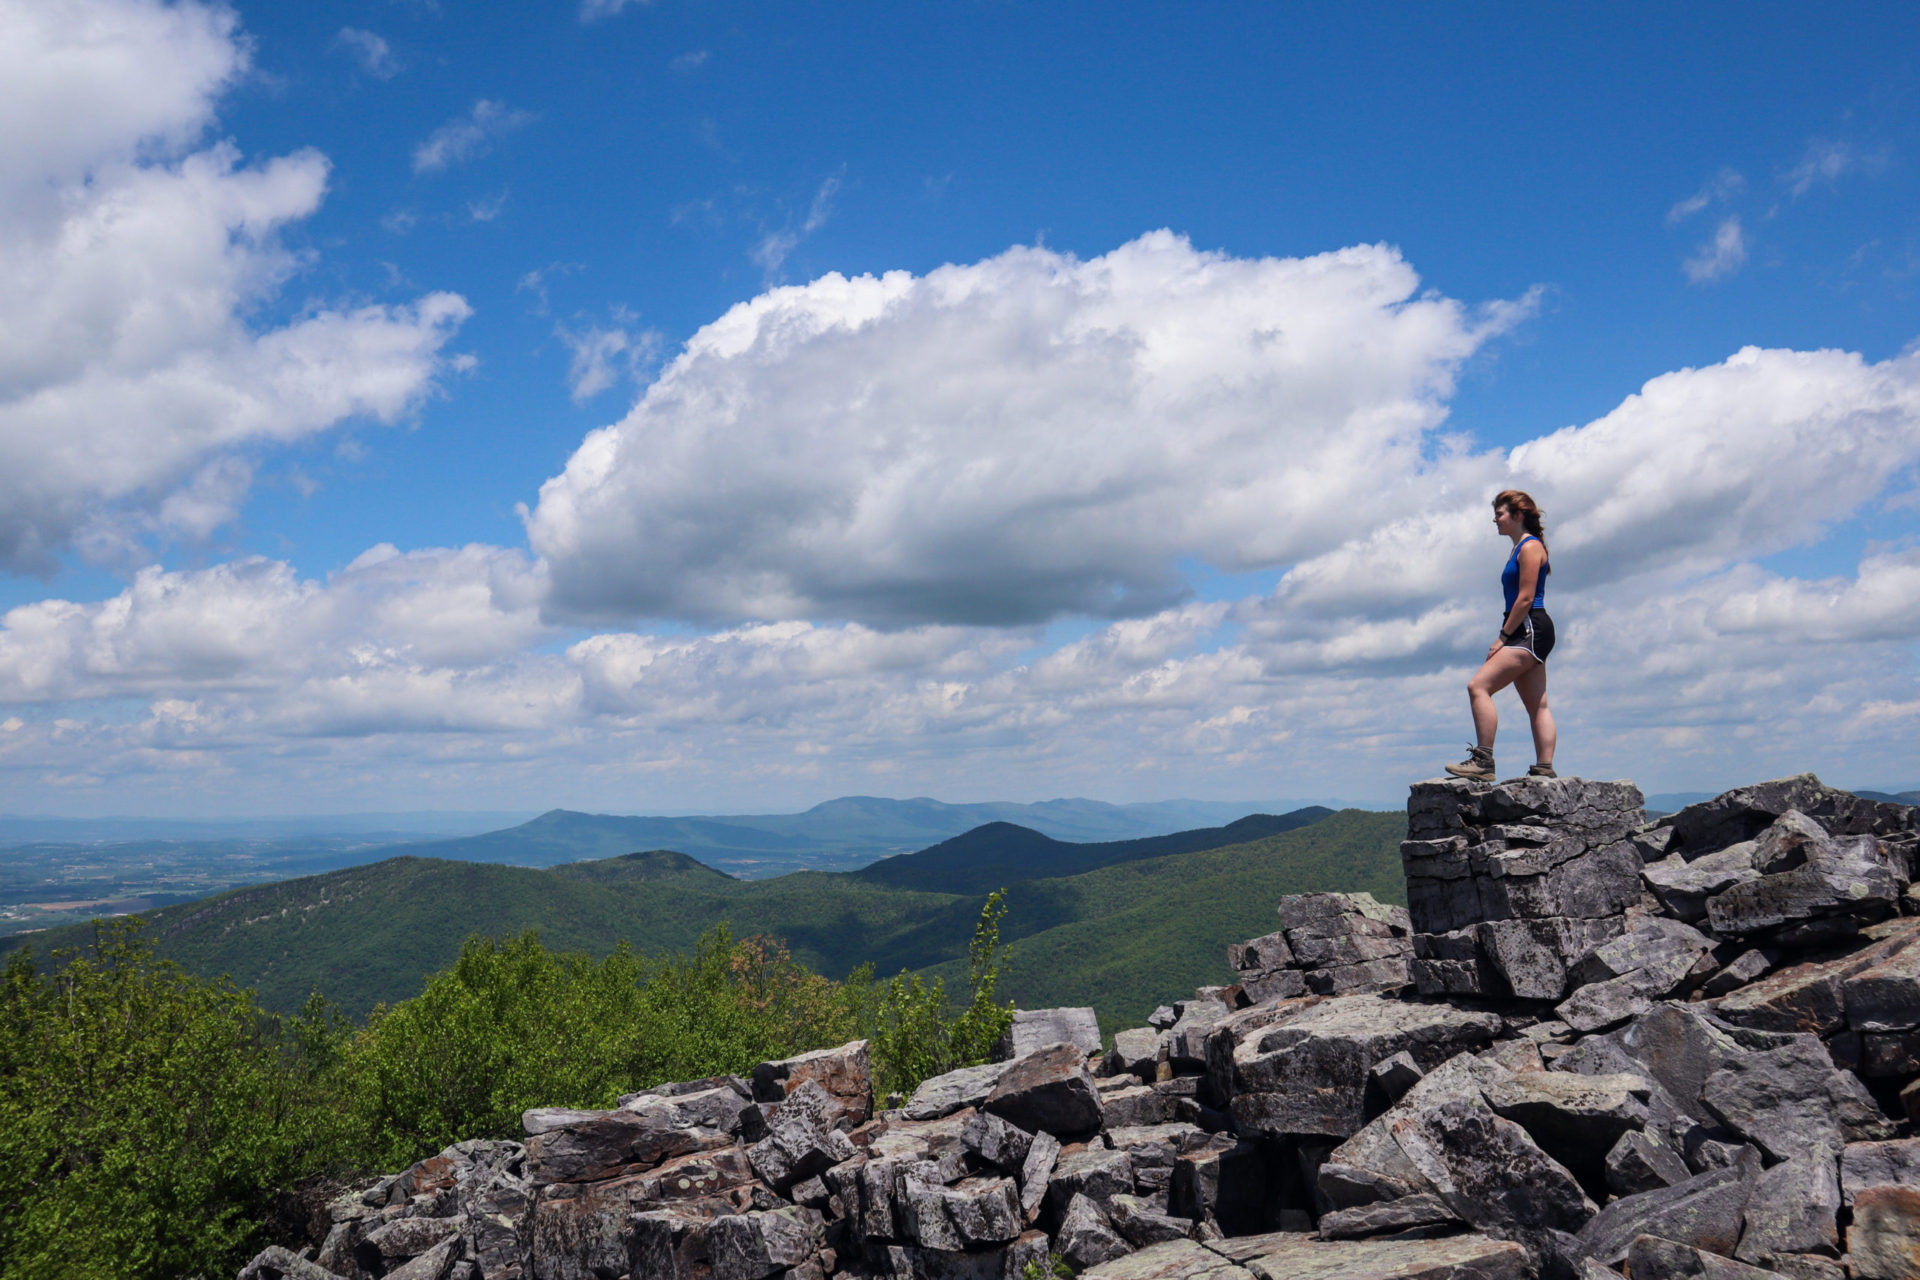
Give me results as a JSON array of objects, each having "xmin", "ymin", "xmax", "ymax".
[
  {"xmin": 236, "ymin": 1247, "xmax": 353, "ymax": 1280},
  {"xmin": 1315, "ymin": 1192, "xmax": 1460, "ymax": 1240},
  {"xmin": 1108, "ymin": 1027, "xmax": 1165, "ymax": 1079},
  {"xmin": 1665, "ymin": 775, "xmax": 1850, "ymax": 859},
  {"xmin": 1319, "ymin": 1052, "xmax": 1516, "ymax": 1210},
  {"xmin": 1230, "ymin": 996, "xmax": 1501, "ymax": 1139},
  {"xmin": 362, "ymin": 1216, "xmax": 461, "ymax": 1259},
  {"xmin": 904, "ymin": 1061, "xmax": 1011, "ymax": 1121},
  {"xmin": 1643, "ymin": 845, "xmax": 1762, "ymax": 921},
  {"xmin": 959, "ymin": 1110, "xmax": 1033, "ymax": 1172},
  {"xmin": 983, "ymin": 1043, "xmax": 1104, "ymax": 1138},
  {"xmin": 1046, "ymin": 1144, "xmax": 1135, "ymax": 1213},
  {"xmin": 1227, "ymin": 1231, "xmax": 1532, "ymax": 1280},
  {"xmin": 893, "ymin": 1231, "xmax": 1051, "ymax": 1280},
  {"xmin": 1711, "ymin": 948, "xmax": 1870, "ymax": 1037},
  {"xmin": 1568, "ymin": 921, "xmax": 1714, "ymax": 987},
  {"xmin": 1005, "ymin": 1007, "xmax": 1103, "ymax": 1059},
  {"xmin": 1705, "ymin": 831, "xmax": 1905, "ymax": 941},
  {"xmin": 1083, "ymin": 1239, "xmax": 1255, "ymax": 1279},
  {"xmin": 1018, "ymin": 1128, "xmax": 1060, "ymax": 1222},
  {"xmin": 1845, "ymin": 928, "xmax": 1920, "ymax": 1032},
  {"xmin": 1059, "ymin": 1192, "xmax": 1133, "ymax": 1270},
  {"xmin": 1389, "ymin": 1094, "xmax": 1596, "ymax": 1240},
  {"xmin": 520, "ymin": 1107, "xmax": 719, "ymax": 1184},
  {"xmin": 1109, "ymin": 1193, "xmax": 1194, "ymax": 1248},
  {"xmin": 1101, "ymin": 1083, "xmax": 1178, "ymax": 1129},
  {"xmin": 902, "ymin": 1174, "xmax": 1023, "ymax": 1249},
  {"xmin": 1605, "ymin": 1130, "xmax": 1692, "ymax": 1197},
  {"xmin": 375, "ymin": 1240, "xmax": 459, "ymax": 1280},
  {"xmin": 1239, "ymin": 968, "xmax": 1310, "ymax": 1003},
  {"xmin": 1554, "ymin": 1002, "xmax": 1791, "ymax": 1131},
  {"xmin": 1623, "ymin": 1235, "xmax": 1782, "ymax": 1279},
  {"xmin": 1230, "ymin": 930, "xmax": 1295, "ymax": 973},
  {"xmin": 706, "ymin": 1205, "xmax": 824, "ymax": 1280},
  {"xmin": 1370, "ymin": 1050, "xmax": 1424, "ymax": 1103},
  {"xmin": 1573, "ymin": 1162, "xmax": 1757, "ymax": 1266},
  {"xmin": 1700, "ymin": 1038, "xmax": 1895, "ymax": 1161},
  {"xmin": 1734, "ymin": 1148, "xmax": 1840, "ymax": 1267},
  {"xmin": 1484, "ymin": 1071, "xmax": 1651, "ymax": 1196},
  {"xmin": 1703, "ymin": 948, "xmax": 1776, "ymax": 998}
]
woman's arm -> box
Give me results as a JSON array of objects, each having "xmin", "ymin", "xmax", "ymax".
[{"xmin": 1499, "ymin": 541, "xmax": 1546, "ymax": 641}]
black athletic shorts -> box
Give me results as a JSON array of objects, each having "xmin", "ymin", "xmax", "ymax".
[{"xmin": 1504, "ymin": 609, "xmax": 1554, "ymax": 662}]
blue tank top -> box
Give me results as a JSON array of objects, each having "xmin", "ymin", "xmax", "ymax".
[{"xmin": 1502, "ymin": 535, "xmax": 1548, "ymax": 612}]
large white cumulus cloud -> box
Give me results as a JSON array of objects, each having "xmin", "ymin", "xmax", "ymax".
[
  {"xmin": 526, "ymin": 232, "xmax": 1529, "ymax": 627},
  {"xmin": 0, "ymin": 0, "xmax": 470, "ymax": 573}
]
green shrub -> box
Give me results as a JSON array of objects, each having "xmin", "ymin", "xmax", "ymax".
[
  {"xmin": 858, "ymin": 890, "xmax": 1015, "ymax": 1096},
  {"xmin": 347, "ymin": 924, "xmax": 867, "ymax": 1168},
  {"xmin": 0, "ymin": 923, "xmax": 347, "ymax": 1280}
]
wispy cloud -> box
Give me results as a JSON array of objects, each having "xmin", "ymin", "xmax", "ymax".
[
  {"xmin": 752, "ymin": 173, "xmax": 842, "ymax": 276},
  {"xmin": 580, "ymin": 0, "xmax": 649, "ymax": 22},
  {"xmin": 1782, "ymin": 138, "xmax": 1885, "ymax": 197},
  {"xmin": 332, "ymin": 27, "xmax": 400, "ymax": 80},
  {"xmin": 556, "ymin": 309, "xmax": 663, "ymax": 402},
  {"xmin": 412, "ymin": 99, "xmax": 532, "ymax": 174},
  {"xmin": 467, "ymin": 190, "xmax": 508, "ymax": 222},
  {"xmin": 671, "ymin": 50, "xmax": 709, "ymax": 72},
  {"xmin": 1667, "ymin": 168, "xmax": 1744, "ymax": 224},
  {"xmin": 1684, "ymin": 215, "xmax": 1747, "ymax": 283}
]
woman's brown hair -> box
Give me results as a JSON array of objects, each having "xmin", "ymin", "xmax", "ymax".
[{"xmin": 1493, "ymin": 489, "xmax": 1546, "ymax": 551}]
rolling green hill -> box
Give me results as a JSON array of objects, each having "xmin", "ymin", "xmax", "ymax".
[{"xmin": 3, "ymin": 810, "xmax": 1405, "ymax": 1031}]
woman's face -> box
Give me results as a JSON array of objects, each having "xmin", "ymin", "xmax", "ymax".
[{"xmin": 1493, "ymin": 504, "xmax": 1520, "ymax": 537}]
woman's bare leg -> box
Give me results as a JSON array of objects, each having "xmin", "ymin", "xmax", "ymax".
[
  {"xmin": 1514, "ymin": 660, "xmax": 1555, "ymax": 766},
  {"xmin": 1467, "ymin": 650, "xmax": 1538, "ymax": 750}
]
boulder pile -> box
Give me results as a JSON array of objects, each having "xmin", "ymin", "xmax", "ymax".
[{"xmin": 238, "ymin": 772, "xmax": 1920, "ymax": 1280}]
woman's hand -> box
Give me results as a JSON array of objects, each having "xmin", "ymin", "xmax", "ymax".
[{"xmin": 1488, "ymin": 638, "xmax": 1503, "ymax": 658}]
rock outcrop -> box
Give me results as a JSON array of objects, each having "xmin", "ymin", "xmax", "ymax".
[{"xmin": 239, "ymin": 772, "xmax": 1920, "ymax": 1280}]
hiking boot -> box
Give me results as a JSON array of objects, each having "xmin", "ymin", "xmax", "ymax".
[
  {"xmin": 1444, "ymin": 745, "xmax": 1495, "ymax": 781},
  {"xmin": 1527, "ymin": 763, "xmax": 1557, "ymax": 778}
]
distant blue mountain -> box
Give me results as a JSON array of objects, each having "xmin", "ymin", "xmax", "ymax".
[{"xmin": 367, "ymin": 795, "xmax": 1340, "ymax": 876}]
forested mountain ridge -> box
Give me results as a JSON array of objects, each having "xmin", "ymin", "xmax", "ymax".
[{"xmin": 2, "ymin": 808, "xmax": 1404, "ymax": 1027}]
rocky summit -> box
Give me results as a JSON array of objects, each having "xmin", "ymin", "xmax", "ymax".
[{"xmin": 237, "ymin": 772, "xmax": 1920, "ymax": 1280}]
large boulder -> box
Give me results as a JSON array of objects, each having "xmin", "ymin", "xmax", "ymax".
[
  {"xmin": 705, "ymin": 1205, "xmax": 824, "ymax": 1280},
  {"xmin": 904, "ymin": 1061, "xmax": 1012, "ymax": 1121},
  {"xmin": 1224, "ymin": 893, "xmax": 1416, "ymax": 998},
  {"xmin": 1732, "ymin": 1148, "xmax": 1840, "ymax": 1268},
  {"xmin": 1229, "ymin": 996, "xmax": 1501, "ymax": 1139},
  {"xmin": 1217, "ymin": 1231, "xmax": 1532, "ymax": 1280},
  {"xmin": 1704, "ymin": 818, "xmax": 1908, "ymax": 946},
  {"xmin": 521, "ymin": 1106, "xmax": 727, "ymax": 1185},
  {"xmin": 983, "ymin": 1043, "xmax": 1104, "ymax": 1138},
  {"xmin": 1698, "ymin": 1038, "xmax": 1895, "ymax": 1160},
  {"xmin": 1662, "ymin": 774, "xmax": 1915, "ymax": 860},
  {"xmin": 1572, "ymin": 1157, "xmax": 1759, "ymax": 1266},
  {"xmin": 1000, "ymin": 1007, "xmax": 1103, "ymax": 1059},
  {"xmin": 752, "ymin": 1040, "xmax": 873, "ymax": 1129},
  {"xmin": 1403, "ymin": 776, "xmax": 1646, "ymax": 1000}
]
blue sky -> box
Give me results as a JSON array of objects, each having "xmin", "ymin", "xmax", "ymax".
[{"xmin": 0, "ymin": 0, "xmax": 1917, "ymax": 815}]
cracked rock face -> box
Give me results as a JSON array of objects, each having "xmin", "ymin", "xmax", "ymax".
[{"xmin": 237, "ymin": 773, "xmax": 1920, "ymax": 1280}]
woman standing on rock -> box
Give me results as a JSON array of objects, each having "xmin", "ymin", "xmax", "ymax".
[{"xmin": 1445, "ymin": 490, "xmax": 1557, "ymax": 782}]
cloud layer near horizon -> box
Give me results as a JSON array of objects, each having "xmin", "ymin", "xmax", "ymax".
[{"xmin": 3, "ymin": 319, "xmax": 1918, "ymax": 807}]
